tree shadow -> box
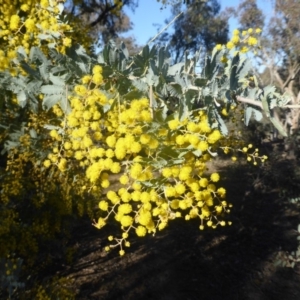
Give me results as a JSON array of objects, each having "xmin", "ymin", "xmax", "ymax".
[{"xmin": 54, "ymin": 159, "xmax": 300, "ymax": 300}]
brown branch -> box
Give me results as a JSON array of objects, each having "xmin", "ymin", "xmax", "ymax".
[{"xmin": 236, "ymin": 96, "xmax": 263, "ymax": 109}]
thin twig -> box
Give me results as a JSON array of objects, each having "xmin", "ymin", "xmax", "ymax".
[
  {"xmin": 146, "ymin": 11, "xmax": 184, "ymax": 47},
  {"xmin": 149, "ymin": 85, "xmax": 153, "ymax": 118},
  {"xmin": 128, "ymin": 10, "xmax": 183, "ymax": 68}
]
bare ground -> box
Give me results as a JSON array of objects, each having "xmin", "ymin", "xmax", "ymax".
[{"xmin": 45, "ymin": 157, "xmax": 300, "ymax": 300}]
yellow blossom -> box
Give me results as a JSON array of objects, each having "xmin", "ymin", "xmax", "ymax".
[{"xmin": 226, "ymin": 41, "xmax": 234, "ymax": 50}]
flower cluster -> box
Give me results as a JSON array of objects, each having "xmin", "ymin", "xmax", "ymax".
[
  {"xmin": 0, "ymin": 0, "xmax": 91, "ymax": 73},
  {"xmin": 214, "ymin": 27, "xmax": 262, "ymax": 64},
  {"xmin": 95, "ymin": 109, "xmax": 233, "ymax": 255},
  {"xmin": 38, "ymin": 63, "xmax": 234, "ymax": 255}
]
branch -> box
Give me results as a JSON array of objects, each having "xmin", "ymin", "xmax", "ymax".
[
  {"xmin": 236, "ymin": 96, "xmax": 263, "ymax": 109},
  {"xmin": 283, "ymin": 63, "xmax": 300, "ymax": 90},
  {"xmin": 146, "ymin": 11, "xmax": 183, "ymax": 46}
]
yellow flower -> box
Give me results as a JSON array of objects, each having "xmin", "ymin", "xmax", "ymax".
[
  {"xmin": 74, "ymin": 85, "xmax": 87, "ymax": 96},
  {"xmin": 130, "ymin": 142, "xmax": 142, "ymax": 153},
  {"xmin": 158, "ymin": 222, "xmax": 167, "ymax": 231},
  {"xmin": 210, "ymin": 173, "xmax": 220, "ymax": 182},
  {"xmin": 217, "ymin": 187, "xmax": 226, "ymax": 198},
  {"xmin": 21, "ymin": 4, "xmax": 30, "ymax": 11},
  {"xmin": 255, "ymin": 28, "xmax": 262, "ymax": 34},
  {"xmin": 99, "ymin": 200, "xmax": 109, "ymax": 211},
  {"xmin": 94, "ymin": 217, "xmax": 106, "ymax": 229},
  {"xmin": 175, "ymin": 183, "xmax": 186, "ymax": 195},
  {"xmin": 138, "ymin": 210, "xmax": 152, "ymax": 226},
  {"xmin": 118, "ymin": 203, "xmax": 132, "ymax": 214},
  {"xmin": 136, "ymin": 226, "xmax": 147, "ymax": 237},
  {"xmin": 215, "ymin": 206, "xmax": 223, "ymax": 213},
  {"xmin": 43, "ymin": 160, "xmax": 51, "ymax": 168},
  {"xmin": 92, "ymin": 73, "xmax": 103, "ymax": 85},
  {"xmin": 120, "ymin": 215, "xmax": 133, "ymax": 227},
  {"xmin": 220, "ymin": 56, "xmax": 228, "ymax": 63},
  {"xmin": 226, "ymin": 41, "xmax": 234, "ymax": 50},
  {"xmin": 165, "ymin": 186, "xmax": 176, "ymax": 197},
  {"xmin": 64, "ymin": 141, "xmax": 72, "ymax": 150},
  {"xmin": 119, "ymin": 174, "xmax": 129, "ymax": 185},
  {"xmin": 110, "ymin": 162, "xmax": 121, "ymax": 173},
  {"xmin": 175, "ymin": 135, "xmax": 185, "ymax": 145},
  {"xmin": 240, "ymin": 46, "xmax": 249, "ymax": 53},
  {"xmin": 199, "ymin": 178, "xmax": 208, "ymax": 188},
  {"xmin": 168, "ymin": 119, "xmax": 180, "ymax": 130},
  {"xmin": 231, "ymin": 35, "xmax": 240, "ymax": 45},
  {"xmin": 40, "ymin": 0, "xmax": 49, "ymax": 8},
  {"xmin": 25, "ymin": 19, "xmax": 36, "ymax": 31},
  {"xmin": 248, "ymin": 37, "xmax": 258, "ymax": 46},
  {"xmin": 82, "ymin": 75, "xmax": 91, "ymax": 84},
  {"xmin": 198, "ymin": 140, "xmax": 208, "ymax": 152},
  {"xmin": 92, "ymin": 65, "xmax": 103, "ymax": 74},
  {"xmin": 9, "ymin": 15, "xmax": 20, "ymax": 30},
  {"xmin": 63, "ymin": 37, "xmax": 72, "ymax": 47}
]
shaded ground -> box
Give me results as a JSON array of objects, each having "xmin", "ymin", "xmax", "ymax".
[{"xmin": 49, "ymin": 157, "xmax": 300, "ymax": 300}]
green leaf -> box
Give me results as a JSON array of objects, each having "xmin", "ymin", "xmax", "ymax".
[
  {"xmin": 142, "ymin": 45, "xmax": 150, "ymax": 60},
  {"xmin": 43, "ymin": 124, "xmax": 61, "ymax": 130},
  {"xmin": 159, "ymin": 145, "xmax": 181, "ymax": 160},
  {"xmin": 167, "ymin": 83, "xmax": 182, "ymax": 97},
  {"xmin": 29, "ymin": 128, "xmax": 37, "ymax": 138},
  {"xmin": 132, "ymin": 79, "xmax": 148, "ymax": 92},
  {"xmin": 145, "ymin": 68, "xmax": 159, "ymax": 86},
  {"xmin": 211, "ymin": 79, "xmax": 219, "ymax": 98},
  {"xmin": 41, "ymin": 85, "xmax": 64, "ymax": 94},
  {"xmin": 269, "ymin": 116, "xmax": 287, "ymax": 137},
  {"xmin": 208, "ymin": 148, "xmax": 218, "ymax": 157},
  {"xmin": 214, "ymin": 109, "xmax": 228, "ymax": 135},
  {"xmin": 158, "ymin": 46, "xmax": 169, "ymax": 70},
  {"xmin": 29, "ymin": 47, "xmax": 48, "ymax": 65},
  {"xmin": 230, "ymin": 56, "xmax": 239, "ymax": 90},
  {"xmin": 245, "ymin": 106, "xmax": 253, "ymax": 126},
  {"xmin": 123, "ymin": 90, "xmax": 144, "ymax": 100},
  {"xmin": 253, "ymin": 108, "xmax": 263, "ymax": 122},
  {"xmin": 120, "ymin": 42, "xmax": 129, "ymax": 59},
  {"xmin": 168, "ymin": 63, "xmax": 184, "ymax": 76},
  {"xmin": 17, "ymin": 46, "xmax": 28, "ymax": 59},
  {"xmin": 37, "ymin": 33, "xmax": 52, "ymax": 40},
  {"xmin": 59, "ymin": 95, "xmax": 70, "ymax": 114},
  {"xmin": 192, "ymin": 149, "xmax": 202, "ymax": 157},
  {"xmin": 39, "ymin": 63, "xmax": 50, "ymax": 81},
  {"xmin": 194, "ymin": 77, "xmax": 208, "ymax": 87},
  {"xmin": 17, "ymin": 91, "xmax": 27, "ymax": 107},
  {"xmin": 237, "ymin": 57, "xmax": 252, "ymax": 80},
  {"xmin": 49, "ymin": 73, "xmax": 65, "ymax": 86},
  {"xmin": 43, "ymin": 94, "xmax": 62, "ymax": 110}
]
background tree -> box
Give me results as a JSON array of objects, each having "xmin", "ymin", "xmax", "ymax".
[
  {"xmin": 231, "ymin": 0, "xmax": 300, "ymax": 146},
  {"xmin": 64, "ymin": 0, "xmax": 139, "ymax": 52},
  {"xmin": 156, "ymin": 0, "xmax": 229, "ymax": 63}
]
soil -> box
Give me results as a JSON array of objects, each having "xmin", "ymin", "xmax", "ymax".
[
  {"xmin": 44, "ymin": 157, "xmax": 300, "ymax": 300},
  {"xmin": 4, "ymin": 156, "xmax": 300, "ymax": 300}
]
